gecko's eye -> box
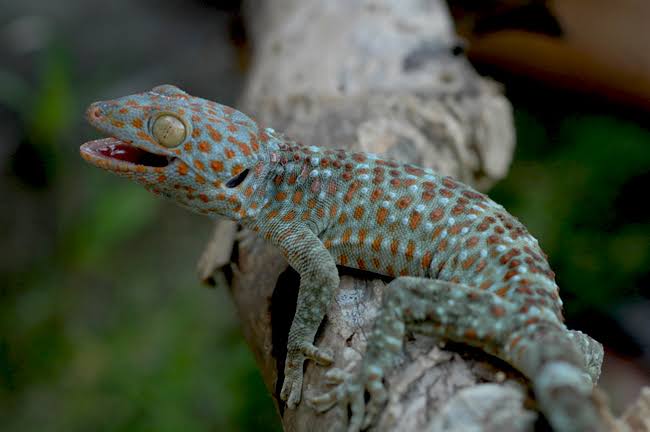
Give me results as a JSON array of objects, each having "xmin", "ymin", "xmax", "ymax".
[{"xmin": 152, "ymin": 114, "xmax": 187, "ymax": 148}]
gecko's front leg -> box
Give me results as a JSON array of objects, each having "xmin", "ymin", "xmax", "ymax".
[{"xmin": 264, "ymin": 223, "xmax": 339, "ymax": 407}]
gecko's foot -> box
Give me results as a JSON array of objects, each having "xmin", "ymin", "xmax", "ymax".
[
  {"xmin": 281, "ymin": 342, "xmax": 333, "ymax": 408},
  {"xmin": 308, "ymin": 365, "xmax": 388, "ymax": 432}
]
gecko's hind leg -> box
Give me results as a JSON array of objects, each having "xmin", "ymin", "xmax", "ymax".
[{"xmin": 309, "ymin": 276, "xmax": 522, "ymax": 432}]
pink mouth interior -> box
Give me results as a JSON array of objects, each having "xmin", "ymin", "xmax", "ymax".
[{"xmin": 83, "ymin": 138, "xmax": 169, "ymax": 168}]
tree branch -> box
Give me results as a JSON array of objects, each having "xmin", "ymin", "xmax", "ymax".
[{"xmin": 197, "ymin": 1, "xmax": 542, "ymax": 430}]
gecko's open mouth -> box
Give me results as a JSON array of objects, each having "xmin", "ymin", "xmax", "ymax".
[{"xmin": 80, "ymin": 137, "xmax": 174, "ymax": 170}]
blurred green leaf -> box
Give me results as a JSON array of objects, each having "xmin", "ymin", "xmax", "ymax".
[{"xmin": 63, "ymin": 184, "xmax": 159, "ymax": 268}]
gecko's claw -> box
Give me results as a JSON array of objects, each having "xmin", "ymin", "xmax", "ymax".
[
  {"xmin": 280, "ymin": 367, "xmax": 303, "ymax": 408},
  {"xmin": 281, "ymin": 342, "xmax": 334, "ymax": 408},
  {"xmin": 309, "ymin": 365, "xmax": 388, "ymax": 432}
]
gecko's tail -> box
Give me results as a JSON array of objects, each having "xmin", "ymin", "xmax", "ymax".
[{"xmin": 505, "ymin": 321, "xmax": 606, "ymax": 431}]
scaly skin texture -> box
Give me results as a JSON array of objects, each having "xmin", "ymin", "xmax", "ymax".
[{"xmin": 81, "ymin": 85, "xmax": 605, "ymax": 432}]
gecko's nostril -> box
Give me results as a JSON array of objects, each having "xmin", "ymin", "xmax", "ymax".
[
  {"xmin": 87, "ymin": 104, "xmax": 104, "ymax": 121},
  {"xmin": 91, "ymin": 107, "xmax": 102, "ymax": 119}
]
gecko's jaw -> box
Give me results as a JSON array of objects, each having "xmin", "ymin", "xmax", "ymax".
[{"xmin": 80, "ymin": 137, "xmax": 173, "ymax": 171}]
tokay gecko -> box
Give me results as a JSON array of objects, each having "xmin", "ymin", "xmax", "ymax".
[{"xmin": 81, "ymin": 85, "xmax": 605, "ymax": 431}]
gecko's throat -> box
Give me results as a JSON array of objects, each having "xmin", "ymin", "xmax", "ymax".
[{"xmin": 80, "ymin": 137, "xmax": 173, "ymax": 170}]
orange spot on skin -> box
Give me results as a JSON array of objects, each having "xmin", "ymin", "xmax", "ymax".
[
  {"xmin": 118, "ymin": 108, "xmax": 128, "ymax": 114},
  {"xmin": 227, "ymin": 123, "xmax": 238, "ymax": 132},
  {"xmin": 440, "ymin": 189, "xmax": 453, "ymax": 198},
  {"xmin": 430, "ymin": 208, "xmax": 444, "ymax": 221},
  {"xmin": 292, "ymin": 190, "xmax": 303, "ymax": 204},
  {"xmin": 287, "ymin": 173, "xmax": 297, "ymax": 185},
  {"xmin": 396, "ymin": 196, "xmax": 412, "ymax": 209},
  {"xmin": 136, "ymin": 131, "xmax": 154, "ymax": 143},
  {"xmin": 231, "ymin": 164, "xmax": 243, "ymax": 176},
  {"xmin": 338, "ymin": 213, "xmax": 347, "ymax": 224},
  {"xmin": 344, "ymin": 182, "xmax": 360, "ymax": 203},
  {"xmin": 184, "ymin": 143, "xmax": 193, "ymax": 151},
  {"xmin": 125, "ymin": 100, "xmax": 140, "ymax": 107},
  {"xmin": 199, "ymin": 193, "xmax": 209, "ymax": 203},
  {"xmin": 342, "ymin": 229, "xmax": 352, "ymax": 243},
  {"xmin": 198, "ymin": 141, "xmax": 211, "ymax": 152},
  {"xmin": 353, "ymin": 206, "xmax": 365, "ymax": 220},
  {"xmin": 210, "ymin": 160, "xmax": 224, "ymax": 172},
  {"xmin": 339, "ymin": 254, "xmax": 348, "ymax": 266},
  {"xmin": 195, "ymin": 175, "xmax": 206, "ymax": 184},
  {"xmin": 499, "ymin": 248, "xmax": 521, "ymax": 265},
  {"xmin": 503, "ymin": 269, "xmax": 518, "ymax": 281},
  {"xmin": 408, "ymin": 211, "xmax": 421, "ymax": 230},
  {"xmin": 449, "ymin": 224, "xmax": 463, "ymax": 235},
  {"xmin": 356, "ymin": 257, "xmax": 366, "ymax": 270},
  {"xmin": 479, "ymin": 280, "xmax": 494, "ymax": 290},
  {"xmin": 390, "ymin": 239, "xmax": 399, "ymax": 255},
  {"xmin": 206, "ymin": 125, "xmax": 222, "ymax": 142},
  {"xmin": 249, "ymin": 133, "xmax": 259, "ymax": 151},
  {"xmin": 372, "ymin": 235, "xmax": 383, "ymax": 252},
  {"xmin": 301, "ymin": 210, "xmax": 311, "ymax": 221},
  {"xmin": 464, "ymin": 329, "xmax": 477, "ymax": 340},
  {"xmin": 385, "ymin": 265, "xmax": 395, "ymax": 277},
  {"xmin": 268, "ymin": 210, "xmax": 279, "ymax": 218},
  {"xmin": 282, "ymin": 211, "xmax": 296, "ymax": 222},
  {"xmin": 275, "ymin": 191, "xmax": 287, "ymax": 201},
  {"xmin": 438, "ymin": 238, "xmax": 448, "ymax": 252},
  {"xmin": 496, "ymin": 285, "xmax": 510, "ymax": 297},
  {"xmin": 307, "ymin": 199, "xmax": 317, "ymax": 209},
  {"xmin": 177, "ymin": 163, "xmax": 189, "ymax": 176},
  {"xmin": 466, "ymin": 237, "xmax": 479, "ymax": 247},
  {"xmin": 431, "ymin": 226, "xmax": 443, "ymax": 240},
  {"xmin": 370, "ymin": 189, "xmax": 382, "ymax": 202},
  {"xmin": 421, "ymin": 251, "xmax": 433, "ymax": 270},
  {"xmin": 329, "ymin": 204, "xmax": 338, "ymax": 218},
  {"xmin": 475, "ymin": 260, "xmax": 487, "ymax": 273},
  {"xmin": 422, "ymin": 190, "xmax": 435, "ymax": 201},
  {"xmin": 244, "ymin": 186, "xmax": 254, "ymax": 197},
  {"xmin": 451, "ymin": 205, "xmax": 465, "ymax": 216},
  {"xmin": 405, "ymin": 240, "xmax": 415, "ymax": 261},
  {"xmin": 132, "ymin": 118, "xmax": 143, "ymax": 128},
  {"xmin": 376, "ymin": 208, "xmax": 388, "ymax": 225},
  {"xmin": 491, "ymin": 305, "xmax": 505, "ymax": 317},
  {"xmin": 227, "ymin": 136, "xmax": 251, "ymax": 156},
  {"xmin": 194, "ymin": 160, "xmax": 205, "ymax": 170},
  {"xmin": 462, "ymin": 255, "xmax": 477, "ymax": 270},
  {"xmin": 224, "ymin": 148, "xmax": 236, "ymax": 159},
  {"xmin": 316, "ymin": 208, "xmax": 325, "ymax": 218},
  {"xmin": 358, "ymin": 229, "xmax": 367, "ymax": 244},
  {"xmin": 157, "ymin": 174, "xmax": 167, "ymax": 183},
  {"xmin": 443, "ymin": 177, "xmax": 460, "ymax": 189}
]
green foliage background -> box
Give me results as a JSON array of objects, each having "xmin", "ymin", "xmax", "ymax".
[{"xmin": 1, "ymin": 2, "xmax": 648, "ymax": 431}]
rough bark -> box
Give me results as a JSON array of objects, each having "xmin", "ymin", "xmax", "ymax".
[{"xmin": 198, "ymin": 1, "xmax": 539, "ymax": 430}]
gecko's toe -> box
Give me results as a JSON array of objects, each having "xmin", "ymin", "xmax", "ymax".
[{"xmin": 303, "ymin": 343, "xmax": 334, "ymax": 365}]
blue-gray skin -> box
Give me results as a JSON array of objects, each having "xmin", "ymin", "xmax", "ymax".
[{"xmin": 81, "ymin": 85, "xmax": 605, "ymax": 431}]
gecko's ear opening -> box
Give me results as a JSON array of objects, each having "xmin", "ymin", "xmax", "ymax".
[{"xmin": 151, "ymin": 84, "xmax": 189, "ymax": 98}]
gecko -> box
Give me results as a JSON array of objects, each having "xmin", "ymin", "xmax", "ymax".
[{"xmin": 80, "ymin": 85, "xmax": 605, "ymax": 432}]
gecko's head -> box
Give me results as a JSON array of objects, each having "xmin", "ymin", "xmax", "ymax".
[{"xmin": 81, "ymin": 84, "xmax": 274, "ymax": 219}]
